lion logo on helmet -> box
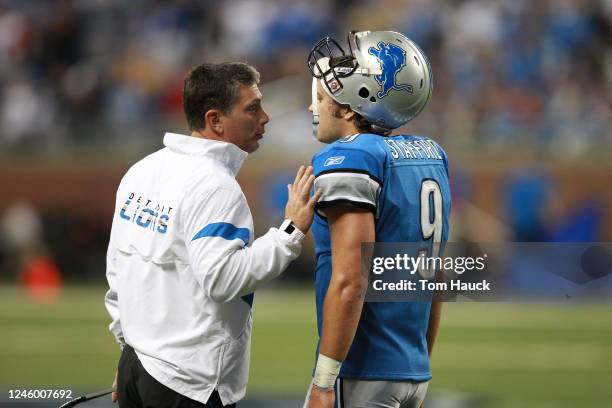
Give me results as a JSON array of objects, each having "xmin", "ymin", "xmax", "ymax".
[{"xmin": 368, "ymin": 41, "xmax": 413, "ymax": 98}]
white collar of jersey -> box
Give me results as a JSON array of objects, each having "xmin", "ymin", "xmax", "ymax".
[{"xmin": 163, "ymin": 132, "xmax": 248, "ymax": 177}]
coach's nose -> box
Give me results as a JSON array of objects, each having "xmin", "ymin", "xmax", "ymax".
[
  {"xmin": 308, "ymin": 104, "xmax": 313, "ymax": 113},
  {"xmin": 261, "ymin": 109, "xmax": 270, "ymax": 125}
]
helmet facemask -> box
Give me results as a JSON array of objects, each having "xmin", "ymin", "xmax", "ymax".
[{"xmin": 308, "ymin": 32, "xmax": 360, "ymax": 97}]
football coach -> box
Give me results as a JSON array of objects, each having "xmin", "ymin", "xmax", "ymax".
[{"xmin": 104, "ymin": 62, "xmax": 321, "ymax": 408}]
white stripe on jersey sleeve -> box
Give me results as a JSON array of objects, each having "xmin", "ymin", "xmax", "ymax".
[
  {"xmin": 314, "ymin": 171, "xmax": 381, "ymax": 214},
  {"xmin": 316, "ymin": 171, "xmax": 381, "ymax": 188}
]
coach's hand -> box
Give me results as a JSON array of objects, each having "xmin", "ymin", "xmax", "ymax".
[
  {"xmin": 285, "ymin": 166, "xmax": 322, "ymax": 233},
  {"xmin": 308, "ymin": 387, "xmax": 334, "ymax": 408},
  {"xmin": 111, "ymin": 370, "xmax": 118, "ymax": 403}
]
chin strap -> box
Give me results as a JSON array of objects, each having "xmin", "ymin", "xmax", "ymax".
[{"xmin": 371, "ymin": 124, "xmax": 393, "ymax": 135}]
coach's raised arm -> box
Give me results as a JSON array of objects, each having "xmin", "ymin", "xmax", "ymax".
[
  {"xmin": 187, "ymin": 164, "xmax": 320, "ymax": 304},
  {"xmin": 104, "ymin": 62, "xmax": 320, "ymax": 408}
]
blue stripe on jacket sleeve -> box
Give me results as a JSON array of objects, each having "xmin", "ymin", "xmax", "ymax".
[{"xmin": 191, "ymin": 222, "xmax": 250, "ymax": 246}]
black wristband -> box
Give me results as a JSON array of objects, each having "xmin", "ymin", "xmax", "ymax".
[
  {"xmin": 284, "ymin": 222, "xmax": 296, "ymax": 234},
  {"xmin": 279, "ymin": 219, "xmax": 305, "ymax": 242}
]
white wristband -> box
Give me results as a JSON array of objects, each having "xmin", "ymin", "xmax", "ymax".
[{"xmin": 313, "ymin": 354, "xmax": 342, "ymax": 389}]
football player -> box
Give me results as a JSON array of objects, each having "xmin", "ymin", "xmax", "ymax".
[{"xmin": 304, "ymin": 31, "xmax": 451, "ymax": 408}]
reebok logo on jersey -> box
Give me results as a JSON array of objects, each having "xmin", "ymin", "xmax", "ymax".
[{"xmin": 324, "ymin": 156, "xmax": 345, "ymax": 166}]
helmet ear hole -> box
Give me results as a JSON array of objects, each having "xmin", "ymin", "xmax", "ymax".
[
  {"xmin": 369, "ymin": 97, "xmax": 376, "ymax": 102},
  {"xmin": 358, "ymin": 87, "xmax": 370, "ymax": 98}
]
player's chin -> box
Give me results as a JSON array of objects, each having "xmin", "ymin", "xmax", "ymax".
[
  {"xmin": 314, "ymin": 129, "xmax": 326, "ymax": 143},
  {"xmin": 316, "ymin": 132, "xmax": 335, "ymax": 144}
]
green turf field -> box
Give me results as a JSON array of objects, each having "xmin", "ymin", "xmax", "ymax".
[{"xmin": 1, "ymin": 285, "xmax": 611, "ymax": 407}]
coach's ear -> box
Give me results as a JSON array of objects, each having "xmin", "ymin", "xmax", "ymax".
[{"xmin": 204, "ymin": 109, "xmax": 224, "ymax": 135}]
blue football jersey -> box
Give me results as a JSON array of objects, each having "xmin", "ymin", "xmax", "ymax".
[{"xmin": 311, "ymin": 133, "xmax": 451, "ymax": 381}]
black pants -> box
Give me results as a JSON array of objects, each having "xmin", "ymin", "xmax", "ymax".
[{"xmin": 118, "ymin": 345, "xmax": 235, "ymax": 408}]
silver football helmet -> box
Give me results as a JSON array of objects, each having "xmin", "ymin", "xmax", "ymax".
[{"xmin": 308, "ymin": 30, "xmax": 433, "ymax": 134}]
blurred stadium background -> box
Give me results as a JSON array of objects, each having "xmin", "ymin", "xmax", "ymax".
[{"xmin": 0, "ymin": 0, "xmax": 611, "ymax": 407}]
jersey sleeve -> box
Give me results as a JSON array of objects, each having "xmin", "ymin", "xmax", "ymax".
[
  {"xmin": 438, "ymin": 142, "xmax": 450, "ymax": 178},
  {"xmin": 312, "ymin": 145, "xmax": 383, "ymax": 215}
]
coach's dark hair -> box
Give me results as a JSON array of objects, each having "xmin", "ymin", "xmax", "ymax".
[{"xmin": 183, "ymin": 62, "xmax": 260, "ymax": 131}]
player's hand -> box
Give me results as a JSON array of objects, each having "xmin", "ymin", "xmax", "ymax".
[
  {"xmin": 307, "ymin": 386, "xmax": 334, "ymax": 408},
  {"xmin": 111, "ymin": 370, "xmax": 118, "ymax": 403},
  {"xmin": 285, "ymin": 165, "xmax": 322, "ymax": 233}
]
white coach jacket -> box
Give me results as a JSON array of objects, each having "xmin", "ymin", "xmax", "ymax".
[{"xmin": 104, "ymin": 132, "xmax": 304, "ymax": 405}]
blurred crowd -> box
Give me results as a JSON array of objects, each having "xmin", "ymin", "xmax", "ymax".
[
  {"xmin": 0, "ymin": 0, "xmax": 610, "ymax": 155},
  {"xmin": 1, "ymin": 0, "xmax": 611, "ymax": 288}
]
